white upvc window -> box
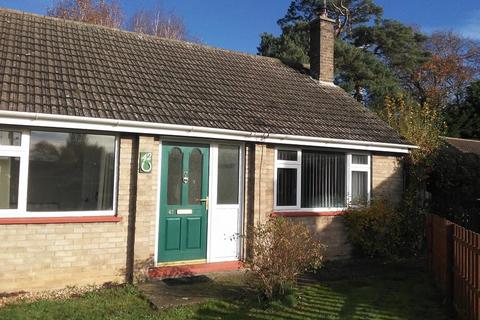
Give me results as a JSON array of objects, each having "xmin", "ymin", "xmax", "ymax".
[
  {"xmin": 347, "ymin": 153, "xmax": 371, "ymax": 206},
  {"xmin": 274, "ymin": 149, "xmax": 302, "ymax": 209},
  {"xmin": 0, "ymin": 128, "xmax": 29, "ymax": 215},
  {"xmin": 0, "ymin": 127, "xmax": 119, "ymax": 218},
  {"xmin": 274, "ymin": 147, "xmax": 371, "ymax": 211}
]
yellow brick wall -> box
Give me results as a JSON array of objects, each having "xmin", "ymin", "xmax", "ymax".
[
  {"xmin": 243, "ymin": 143, "xmax": 275, "ymax": 258},
  {"xmin": 243, "ymin": 143, "xmax": 350, "ymax": 259},
  {"xmin": 0, "ymin": 138, "xmax": 405, "ymax": 292},
  {"xmin": 0, "ymin": 136, "xmax": 138, "ymax": 293},
  {"xmin": 243, "ymin": 146, "xmax": 405, "ymax": 260},
  {"xmin": 131, "ymin": 136, "xmax": 159, "ymax": 280},
  {"xmin": 253, "ymin": 144, "xmax": 275, "ymax": 225},
  {"xmin": 289, "ymin": 216, "xmax": 352, "ymax": 260},
  {"xmin": 371, "ymin": 153, "xmax": 404, "ymax": 203}
]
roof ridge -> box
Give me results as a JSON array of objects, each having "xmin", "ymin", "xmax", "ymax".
[
  {"xmin": 0, "ymin": 7, "xmax": 281, "ymax": 63},
  {"xmin": 0, "ymin": 7, "xmax": 345, "ymax": 91},
  {"xmin": 444, "ymin": 136, "xmax": 480, "ymax": 142},
  {"xmin": 0, "ymin": 7, "xmax": 411, "ymax": 146}
]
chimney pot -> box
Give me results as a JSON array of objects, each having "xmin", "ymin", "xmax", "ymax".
[{"xmin": 309, "ymin": 15, "xmax": 335, "ymax": 82}]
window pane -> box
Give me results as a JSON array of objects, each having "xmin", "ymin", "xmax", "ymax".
[
  {"xmin": 352, "ymin": 154, "xmax": 368, "ymax": 164},
  {"xmin": 0, "ymin": 130, "xmax": 21, "ymax": 146},
  {"xmin": 188, "ymin": 149, "xmax": 203, "ymax": 205},
  {"xmin": 277, "ymin": 150, "xmax": 297, "ymax": 161},
  {"xmin": 352, "ymin": 171, "xmax": 368, "ymax": 204},
  {"xmin": 277, "ymin": 168, "xmax": 297, "ymax": 206},
  {"xmin": 301, "ymin": 151, "xmax": 346, "ymax": 208},
  {"xmin": 27, "ymin": 131, "xmax": 115, "ymax": 211},
  {"xmin": 167, "ymin": 147, "xmax": 183, "ymax": 205},
  {"xmin": 217, "ymin": 145, "xmax": 239, "ymax": 204},
  {"xmin": 0, "ymin": 157, "xmax": 20, "ymax": 209}
]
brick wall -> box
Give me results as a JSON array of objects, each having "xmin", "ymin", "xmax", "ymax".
[
  {"xmin": 290, "ymin": 216, "xmax": 352, "ymax": 260},
  {"xmin": 371, "ymin": 153, "xmax": 404, "ymax": 203},
  {"xmin": 131, "ymin": 136, "xmax": 159, "ymax": 280},
  {"xmin": 243, "ymin": 143, "xmax": 275, "ymax": 258},
  {"xmin": 243, "ymin": 143, "xmax": 350, "ymax": 259},
  {"xmin": 243, "ymin": 146, "xmax": 405, "ymax": 260},
  {"xmin": 252, "ymin": 144, "xmax": 275, "ymax": 225},
  {"xmin": 0, "ymin": 136, "xmax": 138, "ymax": 292},
  {"xmin": 310, "ymin": 16, "xmax": 335, "ymax": 82},
  {"xmin": 0, "ymin": 139, "xmax": 405, "ymax": 292}
]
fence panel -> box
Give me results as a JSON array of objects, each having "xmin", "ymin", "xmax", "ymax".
[
  {"xmin": 426, "ymin": 214, "xmax": 454, "ymax": 298},
  {"xmin": 453, "ymin": 224, "xmax": 480, "ymax": 320},
  {"xmin": 427, "ymin": 214, "xmax": 480, "ymax": 320}
]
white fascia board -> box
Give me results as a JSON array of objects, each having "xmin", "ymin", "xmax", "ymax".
[{"xmin": 0, "ymin": 110, "xmax": 415, "ymax": 154}]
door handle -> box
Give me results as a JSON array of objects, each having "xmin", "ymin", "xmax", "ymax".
[{"xmin": 197, "ymin": 196, "xmax": 209, "ymax": 211}]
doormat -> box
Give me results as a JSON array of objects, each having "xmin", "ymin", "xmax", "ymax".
[{"xmin": 162, "ymin": 275, "xmax": 212, "ymax": 286}]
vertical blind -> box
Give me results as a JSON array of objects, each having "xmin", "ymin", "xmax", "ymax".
[
  {"xmin": 277, "ymin": 150, "xmax": 297, "ymax": 161},
  {"xmin": 301, "ymin": 151, "xmax": 346, "ymax": 208},
  {"xmin": 352, "ymin": 154, "xmax": 368, "ymax": 164},
  {"xmin": 351, "ymin": 171, "xmax": 368, "ymax": 204}
]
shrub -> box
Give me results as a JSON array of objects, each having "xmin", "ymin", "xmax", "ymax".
[
  {"xmin": 382, "ymin": 95, "xmax": 445, "ymax": 208},
  {"xmin": 357, "ymin": 96, "xmax": 446, "ymax": 260},
  {"xmin": 343, "ymin": 200, "xmax": 424, "ymax": 260},
  {"xmin": 245, "ymin": 217, "xmax": 324, "ymax": 300}
]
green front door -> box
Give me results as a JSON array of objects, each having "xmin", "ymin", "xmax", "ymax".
[{"xmin": 158, "ymin": 143, "xmax": 209, "ymax": 263}]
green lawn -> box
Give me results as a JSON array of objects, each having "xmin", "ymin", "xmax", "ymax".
[{"xmin": 0, "ymin": 260, "xmax": 452, "ymax": 320}]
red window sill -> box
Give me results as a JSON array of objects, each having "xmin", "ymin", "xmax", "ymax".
[
  {"xmin": 0, "ymin": 216, "xmax": 122, "ymax": 225},
  {"xmin": 272, "ymin": 211, "xmax": 345, "ymax": 217}
]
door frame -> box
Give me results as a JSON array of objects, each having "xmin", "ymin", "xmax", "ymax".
[
  {"xmin": 207, "ymin": 143, "xmax": 245, "ymax": 263},
  {"xmin": 154, "ymin": 138, "xmax": 245, "ymax": 265}
]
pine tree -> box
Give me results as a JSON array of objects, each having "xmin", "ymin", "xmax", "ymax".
[{"xmin": 258, "ymin": 0, "xmax": 428, "ymax": 109}]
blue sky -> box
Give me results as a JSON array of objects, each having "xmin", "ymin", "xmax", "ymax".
[{"xmin": 0, "ymin": 0, "xmax": 479, "ymax": 54}]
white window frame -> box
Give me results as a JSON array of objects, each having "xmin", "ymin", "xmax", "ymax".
[
  {"xmin": 0, "ymin": 127, "xmax": 119, "ymax": 218},
  {"xmin": 207, "ymin": 142, "xmax": 245, "ymax": 263},
  {"xmin": 347, "ymin": 152, "xmax": 371, "ymax": 206},
  {"xmin": 274, "ymin": 147, "xmax": 371, "ymax": 211},
  {"xmin": 0, "ymin": 128, "xmax": 30, "ymax": 215},
  {"xmin": 274, "ymin": 148, "xmax": 302, "ymax": 210}
]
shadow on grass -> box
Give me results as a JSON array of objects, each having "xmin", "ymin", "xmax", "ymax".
[
  {"xmin": 0, "ymin": 260, "xmax": 453, "ymax": 320},
  {"xmin": 185, "ymin": 259, "xmax": 453, "ymax": 320}
]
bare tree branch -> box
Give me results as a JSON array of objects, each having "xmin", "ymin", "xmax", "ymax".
[
  {"xmin": 413, "ymin": 31, "xmax": 480, "ymax": 109},
  {"xmin": 129, "ymin": 6, "xmax": 188, "ymax": 41},
  {"xmin": 48, "ymin": 0, "xmax": 123, "ymax": 28},
  {"xmin": 330, "ymin": 0, "xmax": 351, "ymax": 37}
]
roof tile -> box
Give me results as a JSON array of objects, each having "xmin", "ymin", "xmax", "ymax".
[{"xmin": 0, "ymin": 9, "xmax": 410, "ymax": 145}]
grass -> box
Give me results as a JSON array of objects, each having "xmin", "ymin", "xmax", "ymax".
[{"xmin": 0, "ymin": 260, "xmax": 452, "ymax": 320}]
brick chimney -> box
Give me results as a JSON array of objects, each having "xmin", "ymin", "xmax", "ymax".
[{"xmin": 309, "ymin": 13, "xmax": 335, "ymax": 82}]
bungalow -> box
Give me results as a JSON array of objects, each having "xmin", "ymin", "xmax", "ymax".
[{"xmin": 0, "ymin": 9, "xmax": 413, "ymax": 292}]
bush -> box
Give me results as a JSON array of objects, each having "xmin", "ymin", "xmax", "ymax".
[
  {"xmin": 245, "ymin": 217, "xmax": 324, "ymax": 300},
  {"xmin": 343, "ymin": 200, "xmax": 424, "ymax": 260}
]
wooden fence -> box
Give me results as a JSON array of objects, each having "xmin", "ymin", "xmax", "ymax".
[{"xmin": 427, "ymin": 214, "xmax": 480, "ymax": 320}]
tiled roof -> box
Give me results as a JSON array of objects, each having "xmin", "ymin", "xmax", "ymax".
[
  {"xmin": 0, "ymin": 9, "xmax": 410, "ymax": 145},
  {"xmin": 444, "ymin": 137, "xmax": 480, "ymax": 156}
]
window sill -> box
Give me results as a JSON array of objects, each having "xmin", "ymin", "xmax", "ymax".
[
  {"xmin": 271, "ymin": 211, "xmax": 345, "ymax": 217},
  {"xmin": 0, "ymin": 216, "xmax": 123, "ymax": 225}
]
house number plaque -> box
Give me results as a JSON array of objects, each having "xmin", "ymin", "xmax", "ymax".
[{"xmin": 139, "ymin": 152, "xmax": 153, "ymax": 173}]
